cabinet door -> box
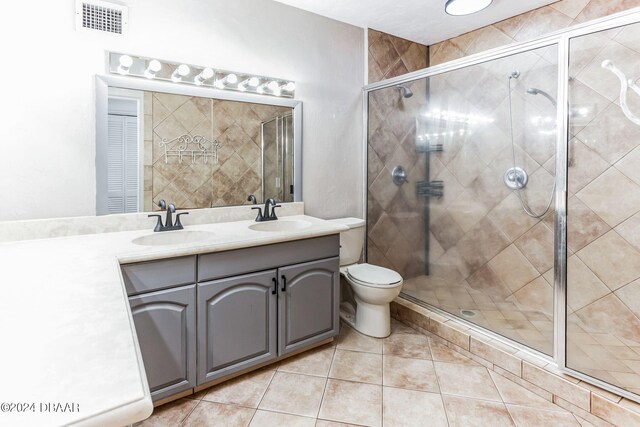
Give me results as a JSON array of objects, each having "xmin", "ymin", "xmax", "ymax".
[
  {"xmin": 197, "ymin": 270, "xmax": 277, "ymax": 385},
  {"xmin": 278, "ymin": 257, "xmax": 340, "ymax": 355},
  {"xmin": 129, "ymin": 285, "xmax": 196, "ymax": 402}
]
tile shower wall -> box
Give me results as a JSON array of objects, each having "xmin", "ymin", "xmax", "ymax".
[
  {"xmin": 367, "ymin": 81, "xmax": 428, "ymax": 279},
  {"xmin": 429, "ymin": 0, "xmax": 640, "ymax": 66},
  {"xmin": 144, "ymin": 92, "xmax": 290, "ymax": 211},
  {"xmin": 367, "ymin": 29, "xmax": 428, "ymax": 84},
  {"xmin": 366, "ymin": 30, "xmax": 428, "ymax": 279}
]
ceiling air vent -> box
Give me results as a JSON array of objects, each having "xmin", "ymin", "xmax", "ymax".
[{"xmin": 76, "ymin": 0, "xmax": 128, "ymax": 34}]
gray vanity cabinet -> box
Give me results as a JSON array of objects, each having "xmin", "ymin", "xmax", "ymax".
[
  {"xmin": 129, "ymin": 285, "xmax": 196, "ymax": 402},
  {"xmin": 125, "ymin": 235, "xmax": 340, "ymax": 397},
  {"xmin": 197, "ymin": 270, "xmax": 278, "ymax": 384},
  {"xmin": 278, "ymin": 257, "xmax": 340, "ymax": 355}
]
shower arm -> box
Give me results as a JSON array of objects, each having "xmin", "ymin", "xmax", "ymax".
[{"xmin": 601, "ymin": 60, "xmax": 640, "ymax": 126}]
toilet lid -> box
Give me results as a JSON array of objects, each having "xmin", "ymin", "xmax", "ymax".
[{"xmin": 346, "ymin": 263, "xmax": 402, "ymax": 286}]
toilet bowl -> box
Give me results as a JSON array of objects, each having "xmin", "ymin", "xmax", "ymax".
[{"xmin": 328, "ymin": 218, "xmax": 404, "ymax": 338}]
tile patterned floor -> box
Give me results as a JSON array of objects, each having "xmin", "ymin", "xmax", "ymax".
[
  {"xmin": 137, "ymin": 320, "xmax": 590, "ymax": 427},
  {"xmin": 403, "ymin": 274, "xmax": 640, "ymax": 395},
  {"xmin": 403, "ymin": 275, "xmax": 554, "ymax": 355}
]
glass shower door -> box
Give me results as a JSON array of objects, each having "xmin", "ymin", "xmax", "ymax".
[
  {"xmin": 368, "ymin": 43, "xmax": 560, "ymax": 356},
  {"xmin": 566, "ymin": 22, "xmax": 640, "ymax": 395}
]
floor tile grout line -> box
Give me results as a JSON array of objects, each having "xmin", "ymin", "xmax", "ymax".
[
  {"xmin": 429, "ymin": 336, "xmax": 452, "ymax": 427},
  {"xmin": 252, "ymin": 368, "xmax": 278, "ymax": 419},
  {"xmin": 315, "ymin": 346, "xmax": 337, "ymax": 420},
  {"xmin": 178, "ymin": 398, "xmax": 202, "ymax": 427},
  {"xmin": 484, "ymin": 366, "xmax": 519, "ymax": 426},
  {"xmin": 251, "ymin": 407, "xmax": 318, "ymax": 422}
]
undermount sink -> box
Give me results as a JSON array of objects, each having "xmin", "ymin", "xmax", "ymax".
[
  {"xmin": 249, "ymin": 220, "xmax": 312, "ymax": 232},
  {"xmin": 132, "ymin": 230, "xmax": 215, "ymax": 246}
]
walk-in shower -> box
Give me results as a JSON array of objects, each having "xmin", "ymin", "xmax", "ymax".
[{"xmin": 365, "ymin": 10, "xmax": 640, "ymax": 403}]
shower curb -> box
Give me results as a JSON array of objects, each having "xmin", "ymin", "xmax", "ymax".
[{"xmin": 391, "ymin": 297, "xmax": 640, "ymax": 427}]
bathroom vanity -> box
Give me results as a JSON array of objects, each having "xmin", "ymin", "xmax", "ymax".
[
  {"xmin": 0, "ymin": 210, "xmax": 347, "ymax": 426},
  {"xmin": 122, "ymin": 235, "xmax": 340, "ymax": 402}
]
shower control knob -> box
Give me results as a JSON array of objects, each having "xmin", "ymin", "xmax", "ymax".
[{"xmin": 391, "ymin": 166, "xmax": 409, "ymax": 186}]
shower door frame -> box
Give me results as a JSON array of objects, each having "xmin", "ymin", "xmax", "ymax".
[{"xmin": 362, "ymin": 7, "xmax": 640, "ymax": 403}]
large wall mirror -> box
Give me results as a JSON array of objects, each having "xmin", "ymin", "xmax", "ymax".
[{"xmin": 96, "ymin": 76, "xmax": 302, "ymax": 215}]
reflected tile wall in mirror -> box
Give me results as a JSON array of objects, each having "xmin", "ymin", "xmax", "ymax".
[
  {"xmin": 106, "ymin": 90, "xmax": 293, "ymax": 214},
  {"xmin": 145, "ymin": 93, "xmax": 291, "ymax": 210}
]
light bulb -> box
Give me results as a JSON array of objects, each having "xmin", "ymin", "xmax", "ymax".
[
  {"xmin": 248, "ymin": 77, "xmax": 260, "ymax": 87},
  {"xmin": 215, "ymin": 73, "xmax": 239, "ymax": 89},
  {"xmin": 117, "ymin": 54, "xmax": 133, "ymax": 75},
  {"xmin": 144, "ymin": 59, "xmax": 162, "ymax": 79},
  {"xmin": 282, "ymin": 82, "xmax": 296, "ymax": 92},
  {"xmin": 267, "ymin": 81, "xmax": 279, "ymax": 92},
  {"xmin": 171, "ymin": 64, "xmax": 190, "ymax": 82},
  {"xmin": 194, "ymin": 67, "xmax": 214, "ymax": 85}
]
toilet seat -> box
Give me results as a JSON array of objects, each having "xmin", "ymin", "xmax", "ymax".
[{"xmin": 346, "ymin": 263, "xmax": 402, "ymax": 288}]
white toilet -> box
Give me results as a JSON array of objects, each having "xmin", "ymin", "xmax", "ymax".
[{"xmin": 328, "ymin": 217, "xmax": 403, "ymax": 338}]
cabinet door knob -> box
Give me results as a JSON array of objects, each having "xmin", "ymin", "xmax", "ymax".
[
  {"xmin": 271, "ymin": 277, "xmax": 277, "ymax": 295},
  {"xmin": 281, "ymin": 275, "xmax": 287, "ymax": 292}
]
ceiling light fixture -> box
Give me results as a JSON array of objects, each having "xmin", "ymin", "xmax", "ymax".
[{"xmin": 444, "ymin": 0, "xmax": 492, "ymax": 16}]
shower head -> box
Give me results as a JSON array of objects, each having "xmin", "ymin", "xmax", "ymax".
[
  {"xmin": 398, "ymin": 85, "xmax": 413, "ymax": 98},
  {"xmin": 526, "ymin": 87, "xmax": 557, "ymax": 108}
]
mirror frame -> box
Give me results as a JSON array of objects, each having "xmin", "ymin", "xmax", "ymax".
[{"xmin": 95, "ymin": 75, "xmax": 303, "ymax": 215}]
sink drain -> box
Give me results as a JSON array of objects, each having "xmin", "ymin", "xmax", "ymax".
[{"xmin": 460, "ymin": 309, "xmax": 476, "ymax": 317}]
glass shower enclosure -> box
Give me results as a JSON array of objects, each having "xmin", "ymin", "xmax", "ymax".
[
  {"xmin": 365, "ymin": 9, "xmax": 640, "ymax": 402},
  {"xmin": 262, "ymin": 114, "xmax": 294, "ymax": 203}
]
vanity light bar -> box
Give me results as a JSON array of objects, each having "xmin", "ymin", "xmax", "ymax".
[{"xmin": 107, "ymin": 52, "xmax": 296, "ymax": 98}]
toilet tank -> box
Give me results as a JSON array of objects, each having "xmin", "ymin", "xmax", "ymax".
[{"xmin": 328, "ymin": 217, "xmax": 366, "ymax": 266}]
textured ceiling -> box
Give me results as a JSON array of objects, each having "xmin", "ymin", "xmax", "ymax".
[{"xmin": 272, "ymin": 0, "xmax": 558, "ymax": 45}]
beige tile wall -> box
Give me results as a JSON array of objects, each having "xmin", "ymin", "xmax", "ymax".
[
  {"xmin": 429, "ymin": 0, "xmax": 640, "ymax": 66},
  {"xmin": 368, "ymin": 29, "xmax": 428, "ymax": 84},
  {"xmin": 144, "ymin": 92, "xmax": 290, "ymax": 211},
  {"xmin": 366, "ymin": 30, "xmax": 429, "ymax": 279}
]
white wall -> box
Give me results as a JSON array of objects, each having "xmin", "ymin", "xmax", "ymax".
[{"xmin": 0, "ymin": 0, "xmax": 364, "ymax": 221}]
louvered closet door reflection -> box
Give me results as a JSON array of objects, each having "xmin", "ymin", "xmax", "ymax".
[{"xmin": 107, "ymin": 114, "xmax": 139, "ymax": 214}]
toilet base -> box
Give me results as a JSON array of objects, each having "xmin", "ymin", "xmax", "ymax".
[{"xmin": 339, "ymin": 296, "xmax": 391, "ymax": 338}]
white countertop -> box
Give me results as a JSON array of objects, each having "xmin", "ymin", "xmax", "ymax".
[{"xmin": 0, "ymin": 215, "xmax": 347, "ymax": 427}]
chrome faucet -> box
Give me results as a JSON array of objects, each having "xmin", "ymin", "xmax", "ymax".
[
  {"xmin": 252, "ymin": 198, "xmax": 281, "ymax": 222},
  {"xmin": 149, "ymin": 199, "xmax": 189, "ymax": 232}
]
